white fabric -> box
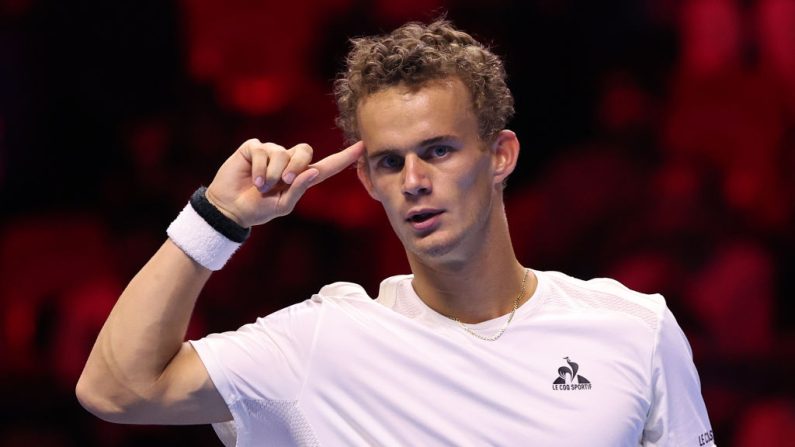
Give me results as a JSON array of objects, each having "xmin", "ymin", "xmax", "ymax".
[
  {"xmin": 190, "ymin": 270, "xmax": 715, "ymax": 446},
  {"xmin": 167, "ymin": 202, "xmax": 241, "ymax": 271}
]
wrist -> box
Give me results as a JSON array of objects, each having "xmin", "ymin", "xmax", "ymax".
[
  {"xmin": 189, "ymin": 186, "xmax": 250, "ymax": 242},
  {"xmin": 204, "ymin": 187, "xmax": 246, "ymax": 227},
  {"xmin": 166, "ymin": 187, "xmax": 251, "ymax": 271}
]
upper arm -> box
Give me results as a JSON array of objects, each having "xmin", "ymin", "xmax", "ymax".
[
  {"xmin": 641, "ymin": 307, "xmax": 714, "ymax": 446},
  {"xmin": 151, "ymin": 341, "xmax": 233, "ymax": 425},
  {"xmin": 81, "ymin": 298, "xmax": 323, "ymax": 427},
  {"xmin": 77, "ymin": 342, "xmax": 232, "ymax": 425}
]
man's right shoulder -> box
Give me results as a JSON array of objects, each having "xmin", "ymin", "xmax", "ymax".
[
  {"xmin": 314, "ymin": 281, "xmax": 372, "ymax": 303},
  {"xmin": 313, "ymin": 274, "xmax": 412, "ymax": 307}
]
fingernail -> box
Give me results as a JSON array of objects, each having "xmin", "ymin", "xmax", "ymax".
[
  {"xmin": 283, "ymin": 172, "xmax": 295, "ymax": 184},
  {"xmin": 254, "ymin": 176, "xmax": 264, "ymax": 187}
]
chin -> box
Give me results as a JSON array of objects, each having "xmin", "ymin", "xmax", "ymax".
[
  {"xmin": 416, "ymin": 243, "xmax": 455, "ymax": 259},
  {"xmin": 407, "ymin": 232, "xmax": 464, "ymax": 261}
]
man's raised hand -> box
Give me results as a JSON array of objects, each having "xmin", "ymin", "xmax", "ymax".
[{"xmin": 205, "ymin": 139, "xmax": 365, "ymax": 228}]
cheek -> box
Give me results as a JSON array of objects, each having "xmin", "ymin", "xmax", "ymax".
[
  {"xmin": 368, "ymin": 188, "xmax": 383, "ymax": 202},
  {"xmin": 455, "ymin": 161, "xmax": 496, "ymax": 220},
  {"xmin": 455, "ymin": 158, "xmax": 492, "ymax": 191},
  {"xmin": 370, "ymin": 181, "xmax": 401, "ymax": 213},
  {"xmin": 369, "ymin": 178, "xmax": 392, "ymax": 203},
  {"xmin": 456, "ymin": 171, "xmax": 479, "ymax": 191}
]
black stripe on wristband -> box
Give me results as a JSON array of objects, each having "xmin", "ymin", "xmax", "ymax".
[{"xmin": 189, "ymin": 186, "xmax": 251, "ymax": 243}]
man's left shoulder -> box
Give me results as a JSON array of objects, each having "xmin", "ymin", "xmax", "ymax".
[{"xmin": 541, "ymin": 270, "xmax": 667, "ymax": 330}]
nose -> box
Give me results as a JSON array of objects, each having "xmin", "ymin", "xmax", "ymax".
[{"xmin": 401, "ymin": 155, "xmax": 432, "ymax": 197}]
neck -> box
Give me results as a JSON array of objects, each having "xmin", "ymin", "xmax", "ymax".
[{"xmin": 407, "ymin": 211, "xmax": 535, "ymax": 324}]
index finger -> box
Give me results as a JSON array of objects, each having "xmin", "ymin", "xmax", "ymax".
[{"xmin": 307, "ymin": 141, "xmax": 365, "ymax": 184}]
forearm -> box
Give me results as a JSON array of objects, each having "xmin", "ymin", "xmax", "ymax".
[
  {"xmin": 78, "ymin": 239, "xmax": 211, "ymax": 413},
  {"xmin": 76, "ymin": 139, "xmax": 363, "ymax": 423}
]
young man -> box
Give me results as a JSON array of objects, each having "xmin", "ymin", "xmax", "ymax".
[{"xmin": 77, "ymin": 19, "xmax": 715, "ymax": 446}]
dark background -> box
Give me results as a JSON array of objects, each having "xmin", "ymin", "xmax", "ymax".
[{"xmin": 2, "ymin": 0, "xmax": 794, "ymax": 445}]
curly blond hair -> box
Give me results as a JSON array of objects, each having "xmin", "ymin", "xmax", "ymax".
[{"xmin": 334, "ymin": 18, "xmax": 514, "ymax": 144}]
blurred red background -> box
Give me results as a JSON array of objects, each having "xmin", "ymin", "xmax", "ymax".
[{"xmin": 1, "ymin": 0, "xmax": 794, "ymax": 445}]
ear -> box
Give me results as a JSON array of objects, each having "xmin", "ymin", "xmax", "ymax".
[
  {"xmin": 356, "ymin": 158, "xmax": 381, "ymax": 201},
  {"xmin": 490, "ymin": 130, "xmax": 520, "ymax": 185}
]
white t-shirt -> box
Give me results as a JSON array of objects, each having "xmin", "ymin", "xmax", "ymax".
[{"xmin": 190, "ymin": 270, "xmax": 715, "ymax": 446}]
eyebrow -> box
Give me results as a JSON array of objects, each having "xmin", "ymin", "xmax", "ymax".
[{"xmin": 367, "ymin": 135, "xmax": 457, "ymax": 160}]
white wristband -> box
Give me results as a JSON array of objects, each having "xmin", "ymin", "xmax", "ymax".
[{"xmin": 167, "ymin": 202, "xmax": 242, "ymax": 271}]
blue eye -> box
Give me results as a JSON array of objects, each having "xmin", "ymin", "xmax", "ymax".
[
  {"xmin": 430, "ymin": 145, "xmax": 450, "ymax": 158},
  {"xmin": 380, "ymin": 154, "xmax": 403, "ymax": 169}
]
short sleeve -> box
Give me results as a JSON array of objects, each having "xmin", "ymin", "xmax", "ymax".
[
  {"xmin": 189, "ymin": 297, "xmax": 323, "ymax": 445},
  {"xmin": 642, "ymin": 306, "xmax": 716, "ymax": 446}
]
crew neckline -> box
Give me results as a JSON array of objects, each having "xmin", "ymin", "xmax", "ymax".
[{"xmin": 392, "ymin": 269, "xmax": 547, "ymax": 331}]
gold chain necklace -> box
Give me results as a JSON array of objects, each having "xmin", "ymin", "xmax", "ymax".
[{"xmin": 449, "ymin": 268, "xmax": 529, "ymax": 342}]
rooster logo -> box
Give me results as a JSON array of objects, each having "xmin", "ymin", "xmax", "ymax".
[{"xmin": 553, "ymin": 356, "xmax": 590, "ymax": 385}]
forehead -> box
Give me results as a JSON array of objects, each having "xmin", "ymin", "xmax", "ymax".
[{"xmin": 355, "ymin": 78, "xmax": 478, "ymax": 153}]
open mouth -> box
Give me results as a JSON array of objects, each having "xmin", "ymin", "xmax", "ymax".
[{"xmin": 407, "ymin": 211, "xmax": 443, "ymax": 223}]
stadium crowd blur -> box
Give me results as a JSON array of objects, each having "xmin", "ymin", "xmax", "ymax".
[{"xmin": 1, "ymin": 0, "xmax": 794, "ymax": 445}]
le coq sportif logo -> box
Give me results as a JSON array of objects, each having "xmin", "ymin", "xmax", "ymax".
[{"xmin": 552, "ymin": 356, "xmax": 592, "ymax": 390}]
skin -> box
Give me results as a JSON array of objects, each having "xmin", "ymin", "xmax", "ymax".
[
  {"xmin": 357, "ymin": 77, "xmax": 535, "ymax": 322},
  {"xmin": 76, "ymin": 139, "xmax": 364, "ymax": 424},
  {"xmin": 75, "ymin": 75, "xmax": 535, "ymax": 426}
]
